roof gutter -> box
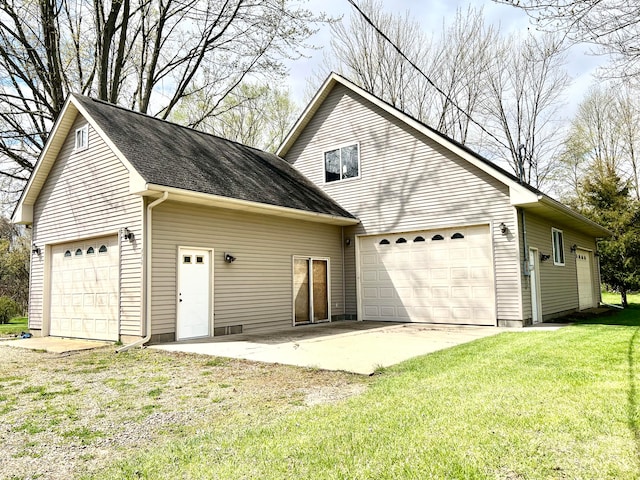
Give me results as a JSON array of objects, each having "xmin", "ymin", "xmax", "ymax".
[
  {"xmin": 117, "ymin": 191, "xmax": 169, "ymax": 352},
  {"xmin": 537, "ymin": 195, "xmax": 612, "ymax": 237},
  {"xmin": 141, "ymin": 183, "xmax": 359, "ymax": 226}
]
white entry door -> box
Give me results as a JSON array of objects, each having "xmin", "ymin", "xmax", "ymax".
[
  {"xmin": 529, "ymin": 247, "xmax": 542, "ymax": 324},
  {"xmin": 177, "ymin": 248, "xmax": 211, "ymax": 340},
  {"xmin": 576, "ymin": 248, "xmax": 595, "ymax": 310}
]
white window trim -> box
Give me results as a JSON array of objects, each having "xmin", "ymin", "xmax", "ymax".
[
  {"xmin": 552, "ymin": 227, "xmax": 565, "ymax": 266},
  {"xmin": 322, "ymin": 142, "xmax": 360, "ymax": 183},
  {"xmin": 75, "ymin": 125, "xmax": 88, "ymax": 151}
]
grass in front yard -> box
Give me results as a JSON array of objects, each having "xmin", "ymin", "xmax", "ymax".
[
  {"xmin": 0, "ymin": 316, "xmax": 27, "ymax": 336},
  {"xmin": 602, "ymin": 291, "xmax": 640, "ymax": 308},
  {"xmin": 93, "ymin": 307, "xmax": 640, "ymax": 479}
]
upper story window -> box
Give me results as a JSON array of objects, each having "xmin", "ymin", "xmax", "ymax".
[
  {"xmin": 324, "ymin": 143, "xmax": 359, "ymax": 182},
  {"xmin": 552, "ymin": 228, "xmax": 565, "ymax": 266},
  {"xmin": 75, "ymin": 125, "xmax": 88, "ymax": 150}
]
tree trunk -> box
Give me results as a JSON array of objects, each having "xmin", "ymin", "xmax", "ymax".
[{"xmin": 621, "ymin": 288, "xmax": 628, "ymax": 308}]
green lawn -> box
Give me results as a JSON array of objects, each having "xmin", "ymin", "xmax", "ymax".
[
  {"xmin": 602, "ymin": 290, "xmax": 640, "ymax": 309},
  {"xmin": 0, "ymin": 316, "xmax": 27, "ymax": 336},
  {"xmin": 91, "ymin": 301, "xmax": 640, "ymax": 480}
]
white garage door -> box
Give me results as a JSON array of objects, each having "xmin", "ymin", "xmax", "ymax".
[
  {"xmin": 50, "ymin": 236, "xmax": 119, "ymax": 340},
  {"xmin": 359, "ymin": 225, "xmax": 495, "ymax": 325}
]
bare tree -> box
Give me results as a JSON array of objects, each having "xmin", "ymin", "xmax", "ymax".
[
  {"xmin": 495, "ymin": 0, "xmax": 640, "ymax": 79},
  {"xmin": 558, "ymin": 83, "xmax": 640, "ymax": 202},
  {"xmin": 325, "ymin": 3, "xmax": 503, "ymax": 146},
  {"xmin": 190, "ymin": 82, "xmax": 298, "ymax": 153},
  {"xmin": 480, "ymin": 33, "xmax": 570, "ymax": 188},
  {"xmin": 322, "ymin": 2, "xmax": 570, "ymax": 189},
  {"xmin": 427, "ymin": 7, "xmax": 499, "ymax": 144},
  {"xmin": 613, "ymin": 85, "xmax": 640, "ymax": 200},
  {"xmin": 326, "ymin": 0, "xmax": 430, "ymax": 118},
  {"xmin": 0, "ymin": 0, "xmax": 328, "ymax": 207}
]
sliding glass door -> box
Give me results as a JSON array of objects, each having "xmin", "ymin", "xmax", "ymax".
[{"xmin": 293, "ymin": 257, "xmax": 329, "ymax": 325}]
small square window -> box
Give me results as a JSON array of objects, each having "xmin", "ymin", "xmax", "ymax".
[
  {"xmin": 75, "ymin": 125, "xmax": 88, "ymax": 150},
  {"xmin": 196, "ymin": 256, "xmax": 204, "ymax": 264},
  {"xmin": 183, "ymin": 255, "xmax": 192, "ymax": 264},
  {"xmin": 552, "ymin": 228, "xmax": 565, "ymax": 266},
  {"xmin": 324, "ymin": 143, "xmax": 359, "ymax": 182}
]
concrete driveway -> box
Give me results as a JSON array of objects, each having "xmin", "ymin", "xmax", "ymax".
[{"xmin": 151, "ymin": 321, "xmax": 546, "ymax": 375}]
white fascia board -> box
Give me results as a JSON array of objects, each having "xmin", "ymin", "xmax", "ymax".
[
  {"xmin": 276, "ymin": 74, "xmax": 337, "ymax": 158},
  {"xmin": 11, "ymin": 96, "xmax": 77, "ymax": 224},
  {"xmin": 12, "ymin": 203, "xmax": 33, "ymax": 225},
  {"xmin": 509, "ymin": 184, "xmax": 541, "ymax": 206},
  {"xmin": 70, "ymin": 96, "xmax": 146, "ymax": 193},
  {"xmin": 143, "ymin": 184, "xmax": 360, "ymax": 226}
]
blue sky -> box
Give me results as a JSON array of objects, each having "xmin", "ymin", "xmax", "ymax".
[{"xmin": 285, "ymin": 0, "xmax": 605, "ymax": 115}]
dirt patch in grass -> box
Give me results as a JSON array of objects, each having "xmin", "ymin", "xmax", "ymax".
[{"xmin": 0, "ymin": 345, "xmax": 368, "ymax": 480}]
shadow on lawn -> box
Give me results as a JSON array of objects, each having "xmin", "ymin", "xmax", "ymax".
[
  {"xmin": 562, "ymin": 303, "xmax": 640, "ymax": 460},
  {"xmin": 567, "ymin": 304, "xmax": 640, "ymax": 327},
  {"xmin": 627, "ymin": 326, "xmax": 640, "ymax": 463}
]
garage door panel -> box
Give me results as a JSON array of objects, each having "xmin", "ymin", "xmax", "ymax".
[
  {"xmin": 431, "ymin": 268, "xmax": 449, "ymax": 280},
  {"xmin": 362, "ymin": 271, "xmax": 377, "ymax": 281},
  {"xmin": 359, "ymin": 226, "xmax": 495, "ymax": 325},
  {"xmin": 451, "ymin": 268, "xmax": 469, "ymax": 279},
  {"xmin": 363, "ymin": 305, "xmax": 380, "ymax": 316},
  {"xmin": 451, "ymin": 286, "xmax": 470, "ymax": 298},
  {"xmin": 50, "ymin": 235, "xmax": 119, "ymax": 341},
  {"xmin": 452, "ymin": 307, "xmax": 471, "ymax": 319},
  {"xmin": 380, "ymin": 306, "xmax": 397, "ymax": 317}
]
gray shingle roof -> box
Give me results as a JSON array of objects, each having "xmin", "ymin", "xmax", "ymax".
[{"xmin": 72, "ymin": 94, "xmax": 355, "ymax": 220}]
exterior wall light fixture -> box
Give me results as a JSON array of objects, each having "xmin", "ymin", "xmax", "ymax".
[{"xmin": 120, "ymin": 227, "xmax": 133, "ymax": 242}]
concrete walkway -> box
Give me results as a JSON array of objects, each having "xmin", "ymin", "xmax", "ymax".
[
  {"xmin": 1, "ymin": 321, "xmax": 565, "ymax": 374},
  {"xmin": 151, "ymin": 321, "xmax": 555, "ymax": 375},
  {"xmin": 0, "ymin": 336, "xmax": 112, "ymax": 354}
]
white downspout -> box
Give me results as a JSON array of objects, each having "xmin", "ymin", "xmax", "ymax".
[{"xmin": 117, "ymin": 191, "xmax": 169, "ymax": 352}]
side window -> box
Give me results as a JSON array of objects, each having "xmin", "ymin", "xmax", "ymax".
[
  {"xmin": 75, "ymin": 125, "xmax": 88, "ymax": 150},
  {"xmin": 552, "ymin": 228, "xmax": 565, "ymax": 266},
  {"xmin": 324, "ymin": 144, "xmax": 359, "ymax": 182}
]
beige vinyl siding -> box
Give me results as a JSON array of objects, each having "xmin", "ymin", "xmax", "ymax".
[
  {"xmin": 31, "ymin": 115, "xmax": 143, "ymax": 335},
  {"xmin": 522, "ymin": 212, "xmax": 599, "ymax": 319},
  {"xmin": 151, "ymin": 201, "xmax": 344, "ymax": 336},
  {"xmin": 285, "ymin": 84, "xmax": 521, "ymax": 322}
]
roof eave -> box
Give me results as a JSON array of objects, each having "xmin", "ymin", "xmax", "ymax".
[
  {"xmin": 11, "ymin": 94, "xmax": 147, "ymax": 225},
  {"xmin": 276, "ymin": 74, "xmax": 338, "ymax": 158},
  {"xmin": 11, "ymin": 96, "xmax": 77, "ymax": 224},
  {"xmin": 514, "ymin": 194, "xmax": 611, "ymax": 238},
  {"xmin": 278, "ymin": 73, "xmax": 522, "ymax": 190},
  {"xmin": 142, "ymin": 184, "xmax": 359, "ymax": 226}
]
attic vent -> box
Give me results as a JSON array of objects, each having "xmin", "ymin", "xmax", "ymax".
[
  {"xmin": 451, "ymin": 233, "xmax": 465, "ymax": 239},
  {"xmin": 395, "ymin": 238, "xmax": 407, "ymax": 244},
  {"xmin": 379, "ymin": 239, "xmax": 390, "ymax": 245},
  {"xmin": 431, "ymin": 234, "xmax": 444, "ymax": 241},
  {"xmin": 413, "ymin": 236, "xmax": 425, "ymax": 242}
]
